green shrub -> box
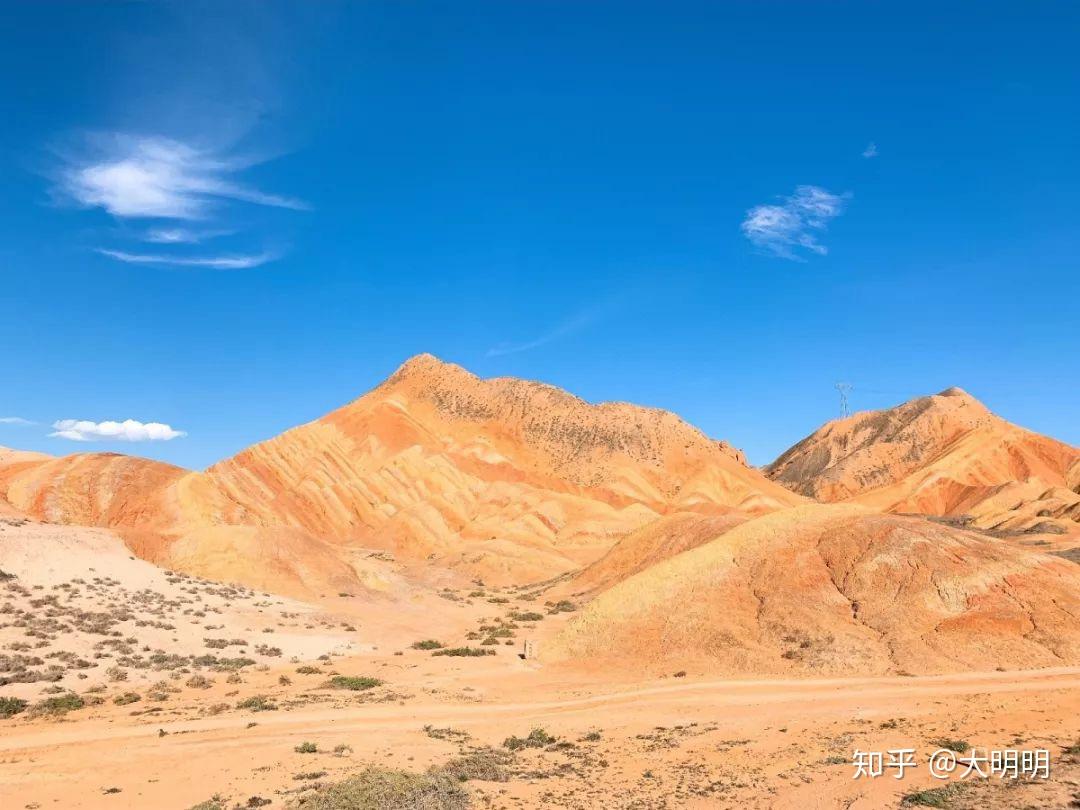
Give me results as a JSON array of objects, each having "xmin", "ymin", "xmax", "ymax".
[
  {"xmin": 411, "ymin": 640, "xmax": 444, "ymax": 650},
  {"xmin": 113, "ymin": 692, "xmax": 141, "ymax": 705},
  {"xmin": 901, "ymin": 784, "xmax": 969, "ymax": 807},
  {"xmin": 295, "ymin": 741, "xmax": 318, "ymax": 753},
  {"xmin": 503, "ymin": 727, "xmax": 556, "ymax": 750},
  {"xmin": 509, "ymin": 611, "xmax": 544, "ymax": 622},
  {"xmin": 432, "ymin": 647, "xmax": 495, "ymax": 658},
  {"xmin": 236, "ymin": 695, "xmax": 277, "ymax": 712},
  {"xmin": 325, "ymin": 675, "xmax": 382, "ymax": 691},
  {"xmin": 0, "ymin": 696, "xmax": 28, "ymax": 718},
  {"xmin": 29, "ymin": 693, "xmax": 85, "ymax": 717}
]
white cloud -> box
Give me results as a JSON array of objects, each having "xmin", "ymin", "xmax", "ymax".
[
  {"xmin": 862, "ymin": 142, "xmax": 878, "ymax": 158},
  {"xmin": 50, "ymin": 419, "xmax": 186, "ymax": 442},
  {"xmin": 96, "ymin": 248, "xmax": 276, "ymax": 270},
  {"xmin": 741, "ymin": 185, "xmax": 850, "ymax": 260},
  {"xmin": 59, "ymin": 134, "xmax": 307, "ymax": 220},
  {"xmin": 0, "ymin": 416, "xmax": 35, "ymax": 426},
  {"xmin": 143, "ymin": 227, "xmax": 231, "ymax": 244}
]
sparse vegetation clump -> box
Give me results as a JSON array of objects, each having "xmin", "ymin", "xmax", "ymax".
[
  {"xmin": 503, "ymin": 727, "xmax": 556, "ymax": 750},
  {"xmin": 411, "ymin": 639, "xmax": 444, "ymax": 650},
  {"xmin": 432, "ymin": 647, "xmax": 495, "ymax": 658},
  {"xmin": 929, "ymin": 738, "xmax": 969, "ymax": 753},
  {"xmin": 295, "ymin": 741, "xmax": 318, "ymax": 753},
  {"xmin": 0, "ymin": 696, "xmax": 28, "ymax": 718},
  {"xmin": 28, "ymin": 692, "xmax": 85, "ymax": 717},
  {"xmin": 438, "ymin": 748, "xmax": 512, "ymax": 782},
  {"xmin": 236, "ymin": 695, "xmax": 278, "ymax": 712},
  {"xmin": 508, "ymin": 611, "xmax": 544, "ymax": 622},
  {"xmin": 288, "ymin": 764, "xmax": 469, "ymax": 809},
  {"xmin": 295, "ymin": 665, "xmax": 323, "ymax": 675},
  {"xmin": 901, "ymin": 783, "xmax": 969, "ymax": 807},
  {"xmin": 325, "ymin": 675, "xmax": 382, "ymax": 691},
  {"xmin": 113, "ymin": 692, "xmax": 141, "ymax": 705}
]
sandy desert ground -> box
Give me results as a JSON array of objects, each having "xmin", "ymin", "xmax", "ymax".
[{"xmin": 2, "ymin": 517, "xmax": 1079, "ymax": 810}]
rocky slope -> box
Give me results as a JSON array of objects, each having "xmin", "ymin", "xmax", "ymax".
[
  {"xmin": 766, "ymin": 388, "xmax": 1080, "ymax": 535},
  {"xmin": 548, "ymin": 504, "xmax": 1080, "ymax": 675}
]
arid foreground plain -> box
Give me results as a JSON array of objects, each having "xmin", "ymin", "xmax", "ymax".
[{"xmin": 2, "ymin": 355, "xmax": 1079, "ymax": 809}]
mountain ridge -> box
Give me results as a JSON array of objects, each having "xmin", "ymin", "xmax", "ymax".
[{"xmin": 0, "ymin": 355, "xmax": 800, "ymax": 590}]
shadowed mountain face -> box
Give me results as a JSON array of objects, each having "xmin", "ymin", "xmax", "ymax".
[
  {"xmin": 0, "ymin": 355, "xmax": 801, "ymax": 590},
  {"xmin": 766, "ymin": 388, "xmax": 1080, "ymax": 535}
]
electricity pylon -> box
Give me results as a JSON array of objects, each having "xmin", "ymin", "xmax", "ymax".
[{"xmin": 835, "ymin": 382, "xmax": 853, "ymax": 418}]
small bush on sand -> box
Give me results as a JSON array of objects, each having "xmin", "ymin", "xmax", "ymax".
[
  {"xmin": 325, "ymin": 675, "xmax": 382, "ymax": 691},
  {"xmin": 29, "ymin": 692, "xmax": 85, "ymax": 717},
  {"xmin": 901, "ymin": 784, "xmax": 969, "ymax": 807},
  {"xmin": 438, "ymin": 748, "xmax": 512, "ymax": 782},
  {"xmin": 295, "ymin": 741, "xmax": 318, "ymax": 754},
  {"xmin": 431, "ymin": 647, "xmax": 494, "ymax": 658},
  {"xmin": 288, "ymin": 765, "xmax": 468, "ymax": 809},
  {"xmin": 186, "ymin": 674, "xmax": 214, "ymax": 689},
  {"xmin": 296, "ymin": 665, "xmax": 323, "ymax": 675},
  {"xmin": 411, "ymin": 640, "xmax": 444, "ymax": 650},
  {"xmin": 236, "ymin": 695, "xmax": 277, "ymax": 712},
  {"xmin": 113, "ymin": 692, "xmax": 141, "ymax": 705},
  {"xmin": 930, "ymin": 738, "xmax": 969, "ymax": 753},
  {"xmin": 0, "ymin": 696, "xmax": 28, "ymax": 718},
  {"xmin": 508, "ymin": 611, "xmax": 544, "ymax": 622},
  {"xmin": 503, "ymin": 727, "xmax": 555, "ymax": 750}
]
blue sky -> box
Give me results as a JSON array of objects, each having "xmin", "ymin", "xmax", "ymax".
[{"xmin": 1, "ymin": 1, "xmax": 1077, "ymax": 469}]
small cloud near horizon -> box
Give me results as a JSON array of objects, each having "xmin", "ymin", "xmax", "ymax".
[
  {"xmin": 96, "ymin": 248, "xmax": 276, "ymax": 270},
  {"xmin": 0, "ymin": 417, "xmax": 36, "ymax": 426},
  {"xmin": 741, "ymin": 185, "xmax": 850, "ymax": 261},
  {"xmin": 50, "ymin": 419, "xmax": 186, "ymax": 442},
  {"xmin": 862, "ymin": 142, "xmax": 879, "ymax": 158}
]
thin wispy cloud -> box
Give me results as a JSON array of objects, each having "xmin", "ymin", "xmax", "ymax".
[
  {"xmin": 96, "ymin": 248, "xmax": 276, "ymax": 270},
  {"xmin": 52, "ymin": 133, "xmax": 305, "ymax": 270},
  {"xmin": 50, "ymin": 419, "xmax": 186, "ymax": 442},
  {"xmin": 0, "ymin": 416, "xmax": 36, "ymax": 426},
  {"xmin": 741, "ymin": 185, "xmax": 850, "ymax": 261},
  {"xmin": 143, "ymin": 227, "xmax": 232, "ymax": 244},
  {"xmin": 487, "ymin": 304, "xmax": 613, "ymax": 358},
  {"xmin": 862, "ymin": 142, "xmax": 879, "ymax": 158},
  {"xmin": 59, "ymin": 134, "xmax": 307, "ymax": 220}
]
